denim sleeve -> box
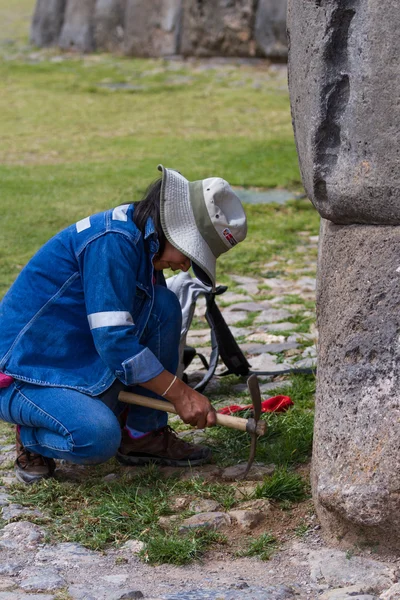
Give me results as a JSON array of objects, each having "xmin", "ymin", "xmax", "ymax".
[{"xmin": 81, "ymin": 233, "xmax": 164, "ymax": 385}]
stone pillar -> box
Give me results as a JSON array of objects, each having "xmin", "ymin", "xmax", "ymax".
[
  {"xmin": 288, "ymin": 0, "xmax": 400, "ymax": 550},
  {"xmin": 58, "ymin": 0, "xmax": 97, "ymax": 52},
  {"xmin": 30, "ymin": 0, "xmax": 66, "ymax": 47},
  {"xmin": 180, "ymin": 0, "xmax": 256, "ymax": 58},
  {"xmin": 124, "ymin": 0, "xmax": 182, "ymax": 57},
  {"xmin": 254, "ymin": 0, "xmax": 288, "ymax": 60},
  {"xmin": 94, "ymin": 0, "xmax": 127, "ymax": 53}
]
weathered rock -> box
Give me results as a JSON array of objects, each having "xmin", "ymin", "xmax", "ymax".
[
  {"xmin": 158, "ymin": 515, "xmax": 181, "ymax": 529},
  {"xmin": 287, "ymin": 0, "xmax": 400, "ymax": 225},
  {"xmin": 0, "ymin": 562, "xmax": 23, "ymax": 576},
  {"xmin": 221, "ymin": 310, "xmax": 248, "ymax": 325},
  {"xmin": 241, "ymin": 342, "xmax": 299, "ymax": 354},
  {"xmin": 312, "ymin": 221, "xmax": 400, "ymax": 549},
  {"xmin": 222, "ymin": 464, "xmax": 275, "ymax": 481},
  {"xmin": 225, "ymin": 302, "xmax": 264, "ymax": 312},
  {"xmin": 0, "ymin": 522, "xmax": 45, "ymax": 550},
  {"xmin": 239, "ymin": 498, "xmax": 272, "ymax": 513},
  {"xmin": 234, "ymin": 483, "xmax": 258, "ymax": 500},
  {"xmin": 2, "ymin": 503, "xmax": 44, "ymax": 521},
  {"xmin": 119, "ymin": 592, "xmax": 144, "ymax": 600},
  {"xmin": 248, "ymin": 353, "xmax": 292, "ymax": 373},
  {"xmin": 0, "ymin": 492, "xmax": 10, "ymax": 507},
  {"xmin": 181, "ymin": 0, "xmax": 255, "ymax": 58},
  {"xmin": 179, "ymin": 511, "xmax": 231, "ymax": 532},
  {"xmin": 35, "ymin": 542, "xmax": 99, "ymax": 565},
  {"xmin": 308, "ymin": 548, "xmax": 396, "ymax": 592},
  {"xmin": 94, "ymin": 0, "xmax": 126, "ymax": 52},
  {"xmin": 0, "ymin": 595, "xmax": 55, "ymax": 600},
  {"xmin": 253, "ymin": 309, "xmax": 292, "ymax": 324},
  {"xmin": 380, "ymin": 583, "xmax": 400, "ymax": 599},
  {"xmin": 189, "ymin": 499, "xmax": 221, "ymax": 513},
  {"xmin": 228, "ymin": 509, "xmax": 265, "ymax": 531},
  {"xmin": 19, "ymin": 567, "xmax": 66, "ymax": 592},
  {"xmin": 258, "ymin": 322, "xmax": 297, "ymax": 332},
  {"xmin": 59, "ymin": 0, "xmax": 97, "ymax": 52},
  {"xmin": 120, "ymin": 539, "xmax": 145, "ymax": 554},
  {"xmin": 255, "ymin": 0, "xmax": 288, "ymax": 59},
  {"xmin": 124, "ymin": 0, "xmax": 182, "ymax": 57},
  {"xmin": 320, "ymin": 587, "xmax": 376, "ymax": 600},
  {"xmin": 30, "ymin": 0, "xmax": 66, "ymax": 47}
]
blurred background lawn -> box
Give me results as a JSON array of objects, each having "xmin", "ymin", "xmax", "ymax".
[{"xmin": 0, "ymin": 0, "xmax": 318, "ymax": 298}]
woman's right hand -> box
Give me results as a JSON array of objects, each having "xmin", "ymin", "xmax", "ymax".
[{"xmin": 165, "ymin": 378, "xmax": 217, "ymax": 430}]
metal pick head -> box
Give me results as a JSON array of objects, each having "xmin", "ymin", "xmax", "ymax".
[{"xmin": 247, "ymin": 373, "xmax": 262, "ymax": 422}]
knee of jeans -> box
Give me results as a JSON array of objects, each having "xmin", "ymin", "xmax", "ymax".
[
  {"xmin": 153, "ymin": 285, "xmax": 182, "ymax": 328},
  {"xmin": 76, "ymin": 414, "xmax": 121, "ymax": 464}
]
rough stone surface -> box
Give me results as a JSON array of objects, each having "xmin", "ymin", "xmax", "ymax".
[
  {"xmin": 124, "ymin": 0, "xmax": 182, "ymax": 57},
  {"xmin": 221, "ymin": 463, "xmax": 275, "ymax": 481},
  {"xmin": 287, "ymin": 0, "xmax": 400, "ymax": 224},
  {"xmin": 380, "ymin": 583, "xmax": 400, "ymax": 599},
  {"xmin": 0, "ymin": 521, "xmax": 45, "ymax": 550},
  {"xmin": 162, "ymin": 586, "xmax": 296, "ymax": 599},
  {"xmin": 228, "ymin": 509, "xmax": 265, "ymax": 531},
  {"xmin": 94, "ymin": 0, "xmax": 126, "ymax": 52},
  {"xmin": 19, "ymin": 567, "xmax": 66, "ymax": 592},
  {"xmin": 180, "ymin": 0, "xmax": 255, "ymax": 58},
  {"xmin": 255, "ymin": 0, "xmax": 288, "ymax": 59},
  {"xmin": 253, "ymin": 309, "xmax": 292, "ymax": 324},
  {"xmin": 189, "ymin": 499, "xmax": 221, "ymax": 513},
  {"xmin": 59, "ymin": 0, "xmax": 97, "ymax": 52},
  {"xmin": 179, "ymin": 511, "xmax": 231, "ymax": 532},
  {"xmin": 312, "ymin": 220, "xmax": 400, "ymax": 549},
  {"xmin": 320, "ymin": 587, "xmax": 376, "ymax": 600},
  {"xmin": 30, "ymin": 0, "xmax": 66, "ymax": 47},
  {"xmin": 308, "ymin": 548, "xmax": 396, "ymax": 593},
  {"xmin": 0, "ymin": 595, "xmax": 56, "ymax": 600},
  {"xmin": 2, "ymin": 503, "xmax": 43, "ymax": 521}
]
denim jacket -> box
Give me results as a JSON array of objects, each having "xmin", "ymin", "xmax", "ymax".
[{"xmin": 0, "ymin": 205, "xmax": 165, "ymax": 396}]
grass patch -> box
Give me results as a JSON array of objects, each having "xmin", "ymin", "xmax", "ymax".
[
  {"xmin": 255, "ymin": 468, "xmax": 308, "ymax": 502},
  {"xmin": 140, "ymin": 529, "xmax": 226, "ymax": 565},
  {"xmin": 239, "ymin": 532, "xmax": 277, "ymax": 561},
  {"xmin": 207, "ymin": 373, "xmax": 315, "ymax": 467},
  {"xmin": 10, "ymin": 465, "xmax": 237, "ymax": 553}
]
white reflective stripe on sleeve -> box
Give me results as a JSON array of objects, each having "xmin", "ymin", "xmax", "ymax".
[
  {"xmin": 112, "ymin": 205, "xmax": 129, "ymax": 222},
  {"xmin": 87, "ymin": 311, "xmax": 134, "ymax": 330},
  {"xmin": 76, "ymin": 216, "xmax": 91, "ymax": 233}
]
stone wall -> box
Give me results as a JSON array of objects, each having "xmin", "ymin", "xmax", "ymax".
[
  {"xmin": 30, "ymin": 0, "xmax": 288, "ymax": 59},
  {"xmin": 288, "ymin": 0, "xmax": 400, "ymax": 551}
]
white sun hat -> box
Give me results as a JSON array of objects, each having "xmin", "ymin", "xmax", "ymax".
[{"xmin": 158, "ymin": 164, "xmax": 247, "ymax": 289}]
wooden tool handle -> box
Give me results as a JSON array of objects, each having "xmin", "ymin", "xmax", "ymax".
[{"xmin": 118, "ymin": 391, "xmax": 266, "ymax": 436}]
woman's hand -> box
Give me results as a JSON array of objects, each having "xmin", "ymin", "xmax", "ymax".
[
  {"xmin": 166, "ymin": 378, "xmax": 217, "ymax": 429},
  {"xmin": 140, "ymin": 371, "xmax": 217, "ymax": 429}
]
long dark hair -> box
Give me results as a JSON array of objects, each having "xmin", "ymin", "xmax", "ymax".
[{"xmin": 133, "ymin": 178, "xmax": 166, "ymax": 256}]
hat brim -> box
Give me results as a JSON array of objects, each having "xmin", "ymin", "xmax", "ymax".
[{"xmin": 159, "ymin": 165, "xmax": 216, "ymax": 289}]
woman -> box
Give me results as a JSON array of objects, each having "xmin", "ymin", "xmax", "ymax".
[{"xmin": 0, "ymin": 165, "xmax": 247, "ymax": 484}]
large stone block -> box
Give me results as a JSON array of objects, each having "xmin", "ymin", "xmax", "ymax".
[
  {"xmin": 288, "ymin": 1, "xmax": 400, "ymax": 225},
  {"xmin": 313, "ymin": 219, "xmax": 400, "ymax": 550},
  {"xmin": 30, "ymin": 0, "xmax": 66, "ymax": 47},
  {"xmin": 94, "ymin": 0, "xmax": 127, "ymax": 52},
  {"xmin": 124, "ymin": 0, "xmax": 182, "ymax": 57},
  {"xmin": 254, "ymin": 0, "xmax": 288, "ymax": 60},
  {"xmin": 59, "ymin": 0, "xmax": 97, "ymax": 52},
  {"xmin": 180, "ymin": 0, "xmax": 255, "ymax": 57}
]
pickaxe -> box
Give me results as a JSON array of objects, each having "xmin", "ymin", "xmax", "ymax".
[{"xmin": 118, "ymin": 373, "xmax": 265, "ymax": 478}]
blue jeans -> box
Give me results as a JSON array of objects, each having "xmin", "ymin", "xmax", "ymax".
[{"xmin": 0, "ymin": 286, "xmax": 181, "ymax": 464}]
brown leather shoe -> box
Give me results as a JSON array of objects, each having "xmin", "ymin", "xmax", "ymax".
[
  {"xmin": 116, "ymin": 426, "xmax": 212, "ymax": 467},
  {"xmin": 15, "ymin": 427, "xmax": 56, "ymax": 484}
]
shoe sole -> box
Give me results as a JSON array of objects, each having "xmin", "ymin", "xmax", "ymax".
[
  {"xmin": 116, "ymin": 452, "xmax": 211, "ymax": 468},
  {"xmin": 14, "ymin": 469, "xmax": 54, "ymax": 485}
]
